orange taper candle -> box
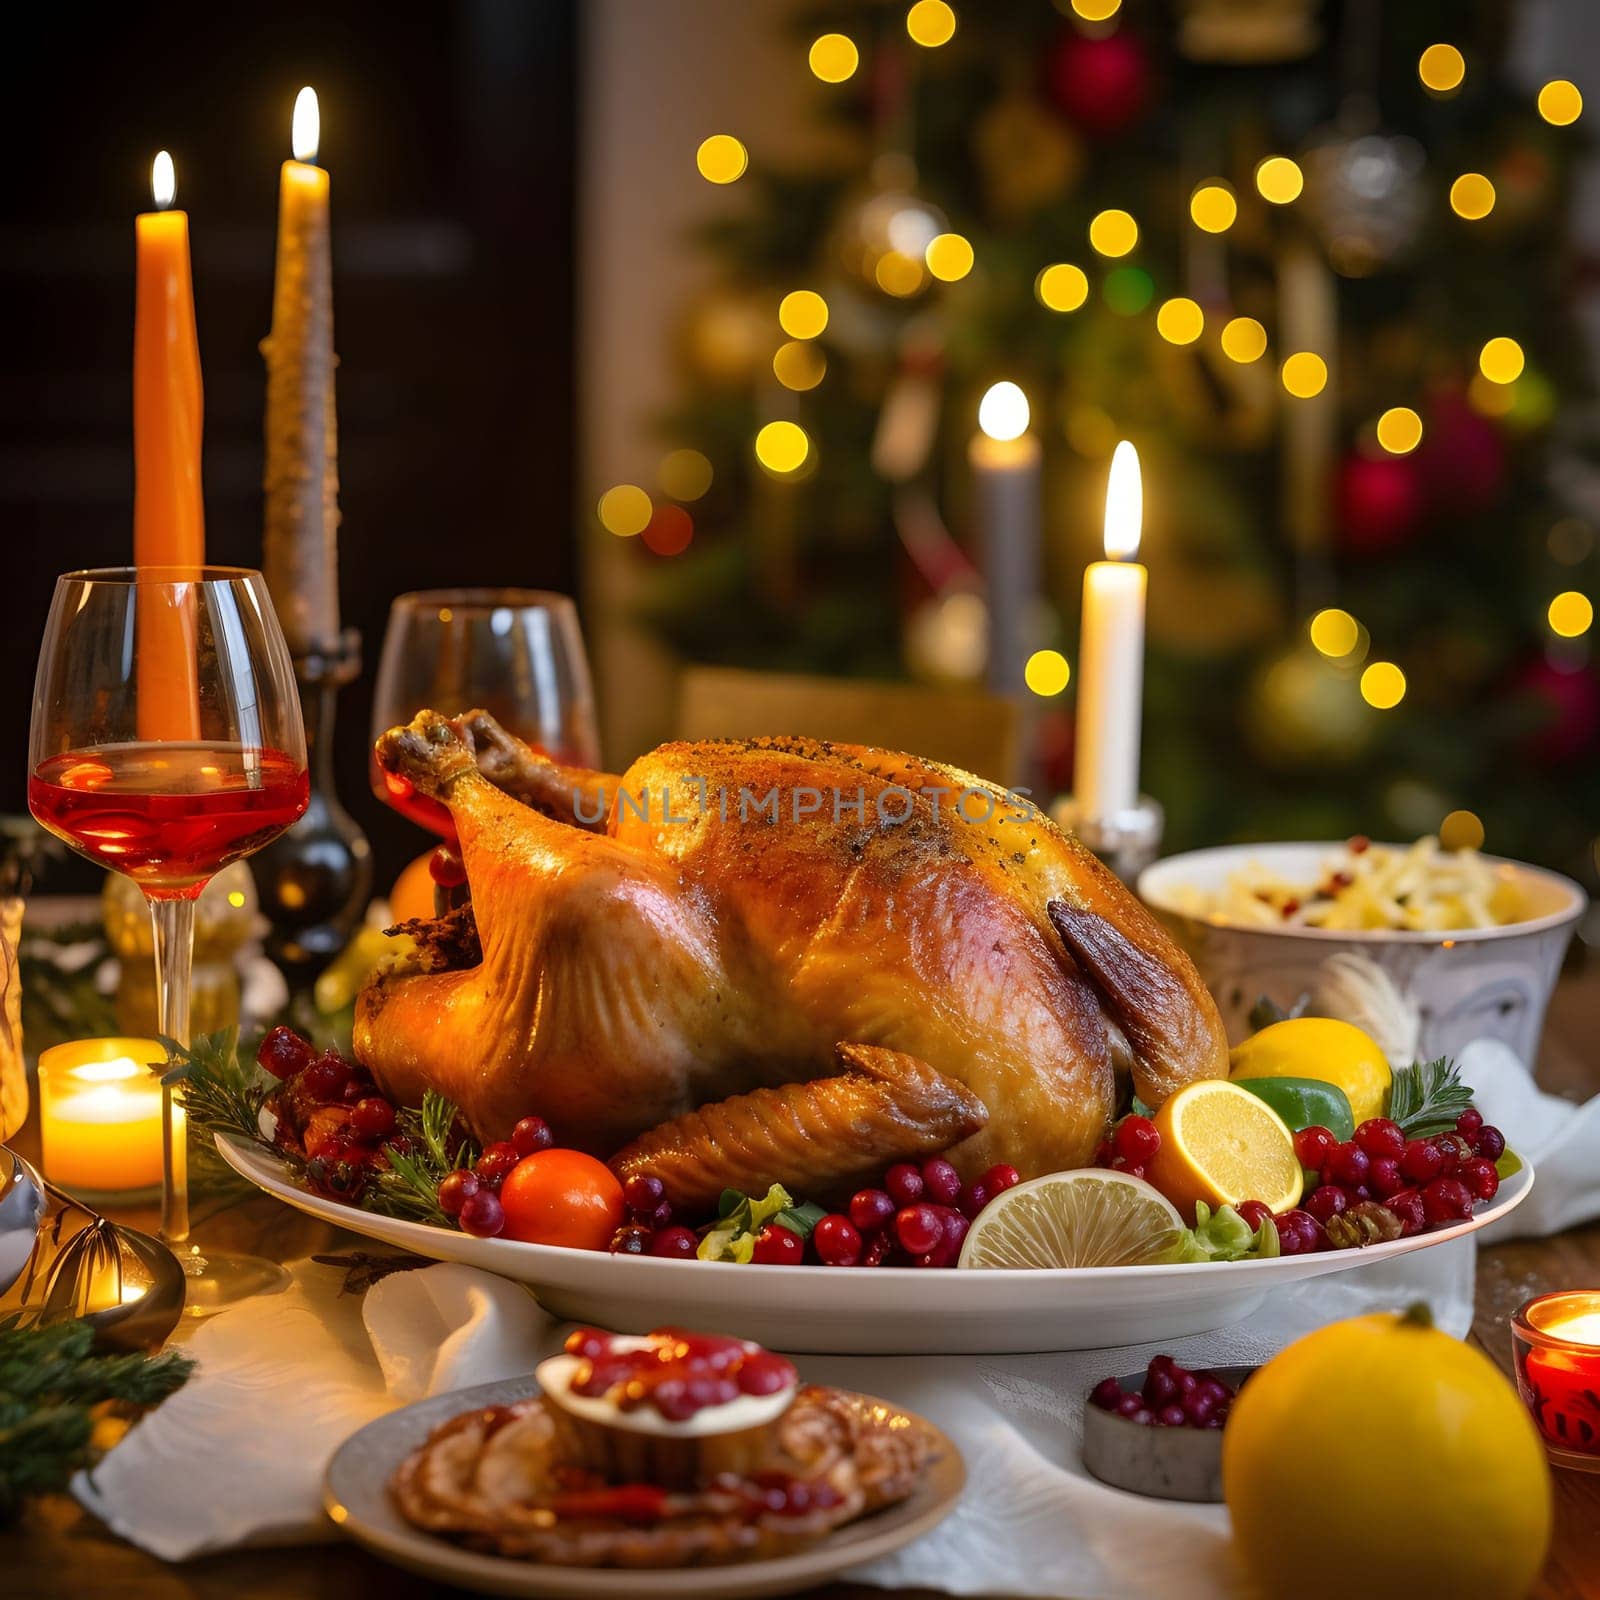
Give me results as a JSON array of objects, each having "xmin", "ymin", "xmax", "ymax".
[{"xmin": 133, "ymin": 150, "xmax": 203, "ymax": 740}]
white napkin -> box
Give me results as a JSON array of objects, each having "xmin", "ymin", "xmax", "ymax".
[{"xmin": 74, "ymin": 1243, "xmax": 1473, "ymax": 1595}]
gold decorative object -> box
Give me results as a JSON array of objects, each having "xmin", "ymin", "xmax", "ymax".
[{"xmin": 0, "ymin": 898, "xmax": 23, "ymax": 1140}]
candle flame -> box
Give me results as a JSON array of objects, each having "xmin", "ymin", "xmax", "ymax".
[
  {"xmin": 151, "ymin": 150, "xmax": 176, "ymax": 210},
  {"xmin": 978, "ymin": 381, "xmax": 1030, "ymax": 443},
  {"xmin": 1550, "ymin": 1311, "xmax": 1600, "ymax": 1345},
  {"xmin": 1103, "ymin": 439, "xmax": 1142, "ymax": 561},
  {"xmin": 293, "ymin": 86, "xmax": 320, "ymax": 163}
]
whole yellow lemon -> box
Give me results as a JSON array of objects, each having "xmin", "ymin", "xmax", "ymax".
[
  {"xmin": 1230, "ymin": 1016, "xmax": 1392, "ymax": 1125},
  {"xmin": 389, "ymin": 850, "xmax": 438, "ymax": 924},
  {"xmin": 1224, "ymin": 1306, "xmax": 1552, "ymax": 1600}
]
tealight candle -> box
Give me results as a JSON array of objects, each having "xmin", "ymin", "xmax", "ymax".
[
  {"xmin": 1512, "ymin": 1290, "xmax": 1600, "ymax": 1470},
  {"xmin": 37, "ymin": 1039, "xmax": 174, "ymax": 1196}
]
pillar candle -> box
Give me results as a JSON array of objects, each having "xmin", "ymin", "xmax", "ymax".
[
  {"xmin": 262, "ymin": 87, "xmax": 341, "ymax": 659},
  {"xmin": 1075, "ymin": 441, "xmax": 1147, "ymax": 818},
  {"xmin": 133, "ymin": 150, "xmax": 203, "ymax": 741},
  {"xmin": 970, "ymin": 382, "xmax": 1041, "ymax": 699}
]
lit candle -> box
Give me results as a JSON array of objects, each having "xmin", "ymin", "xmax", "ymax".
[
  {"xmin": 37, "ymin": 1039, "xmax": 176, "ymax": 1195},
  {"xmin": 262, "ymin": 86, "xmax": 341, "ymax": 659},
  {"xmin": 1075, "ymin": 440, "xmax": 1146, "ymax": 819},
  {"xmin": 134, "ymin": 150, "xmax": 204, "ymax": 741},
  {"xmin": 1513, "ymin": 1290, "xmax": 1600, "ymax": 1460},
  {"xmin": 969, "ymin": 381, "xmax": 1041, "ymax": 699}
]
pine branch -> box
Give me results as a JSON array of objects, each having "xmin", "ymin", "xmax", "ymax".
[
  {"xmin": 1387, "ymin": 1057, "xmax": 1476, "ymax": 1137},
  {"xmin": 160, "ymin": 1030, "xmax": 268, "ymax": 1144}
]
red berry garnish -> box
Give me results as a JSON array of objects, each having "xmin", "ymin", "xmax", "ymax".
[
  {"xmin": 1475, "ymin": 1125, "xmax": 1506, "ymax": 1162},
  {"xmin": 1401, "ymin": 1138, "xmax": 1444, "ymax": 1184},
  {"xmin": 1183, "ymin": 1388, "xmax": 1218, "ymax": 1425},
  {"xmin": 959, "ymin": 1179, "xmax": 993, "ymax": 1220},
  {"xmin": 512, "ymin": 1115, "xmax": 554, "ymax": 1157},
  {"xmin": 885, "ymin": 1163, "xmax": 924, "ymax": 1206},
  {"xmin": 1421, "ymin": 1177, "xmax": 1474, "ymax": 1225},
  {"xmin": 349, "ymin": 1096, "xmax": 396, "ymax": 1142},
  {"xmin": 895, "ymin": 1204, "xmax": 942, "ymax": 1255},
  {"xmin": 1293, "ymin": 1125, "xmax": 1338, "ymax": 1171},
  {"xmin": 919, "ymin": 1158, "xmax": 963, "ymax": 1207},
  {"xmin": 1235, "ymin": 1199, "xmax": 1273, "ymax": 1232},
  {"xmin": 256, "ymin": 1024, "xmax": 315, "ymax": 1080},
  {"xmin": 1091, "ymin": 1139, "xmax": 1116, "ymax": 1168},
  {"xmin": 750, "ymin": 1224, "xmax": 805, "ymax": 1265},
  {"xmin": 1114, "ymin": 1115, "xmax": 1161, "ymax": 1166},
  {"xmin": 299, "ymin": 1050, "xmax": 348, "ymax": 1102},
  {"xmin": 813, "ymin": 1214, "xmax": 864, "ymax": 1266},
  {"xmin": 982, "ymin": 1163, "xmax": 1022, "ymax": 1195},
  {"xmin": 1325, "ymin": 1142, "xmax": 1370, "ymax": 1187},
  {"xmin": 1114, "ymin": 1392, "xmax": 1144, "ymax": 1419},
  {"xmin": 1385, "ymin": 1188, "xmax": 1426, "ymax": 1236},
  {"xmin": 428, "ymin": 844, "xmax": 467, "ymax": 888},
  {"xmin": 623, "ymin": 1173, "xmax": 666, "ymax": 1215},
  {"xmin": 1157, "ymin": 1404, "xmax": 1188, "ymax": 1427},
  {"xmin": 474, "ymin": 1141, "xmax": 521, "ymax": 1191},
  {"xmin": 649, "ymin": 1225, "xmax": 698, "ymax": 1259},
  {"xmin": 1460, "ymin": 1157, "xmax": 1499, "ymax": 1202},
  {"xmin": 1274, "ymin": 1209, "xmax": 1325, "ymax": 1256},
  {"xmin": 939, "ymin": 1206, "xmax": 970, "ymax": 1260},
  {"xmin": 1090, "ymin": 1377, "xmax": 1125, "ymax": 1411},
  {"xmin": 1111, "ymin": 1159, "xmax": 1146, "ymax": 1181},
  {"xmin": 1304, "ymin": 1185, "xmax": 1349, "ymax": 1225},
  {"xmin": 1368, "ymin": 1156, "xmax": 1405, "ymax": 1199},
  {"xmin": 1354, "ymin": 1118, "xmax": 1405, "ymax": 1160},
  {"xmin": 340, "ymin": 1076, "xmax": 376, "ymax": 1105},
  {"xmin": 459, "ymin": 1189, "xmax": 506, "ymax": 1237},
  {"xmin": 1432, "ymin": 1133, "xmax": 1472, "ymax": 1176},
  {"xmin": 1143, "ymin": 1365, "xmax": 1178, "ymax": 1407},
  {"xmin": 849, "ymin": 1188, "xmax": 896, "ymax": 1234},
  {"xmin": 1456, "ymin": 1107, "xmax": 1484, "ymax": 1138},
  {"xmin": 437, "ymin": 1168, "xmax": 479, "ymax": 1217}
]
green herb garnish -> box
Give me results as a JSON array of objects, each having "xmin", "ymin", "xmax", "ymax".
[{"xmin": 1387, "ymin": 1056, "xmax": 1475, "ymax": 1137}]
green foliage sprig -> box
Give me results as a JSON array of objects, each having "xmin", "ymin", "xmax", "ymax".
[{"xmin": 1387, "ymin": 1057, "xmax": 1475, "ymax": 1137}]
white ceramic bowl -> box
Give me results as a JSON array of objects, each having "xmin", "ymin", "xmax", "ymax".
[{"xmin": 1138, "ymin": 842, "xmax": 1586, "ymax": 1065}]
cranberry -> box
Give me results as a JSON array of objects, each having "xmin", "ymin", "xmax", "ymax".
[
  {"xmin": 1421, "ymin": 1177, "xmax": 1474, "ymax": 1226},
  {"xmin": 885, "ymin": 1163, "xmax": 924, "ymax": 1206},
  {"xmin": 306, "ymin": 1155, "xmax": 367, "ymax": 1201},
  {"xmin": 1460, "ymin": 1157, "xmax": 1500, "ymax": 1202},
  {"xmin": 1110, "ymin": 1157, "xmax": 1146, "ymax": 1180},
  {"xmin": 849, "ymin": 1188, "xmax": 896, "ymax": 1234},
  {"xmin": 1456, "ymin": 1107, "xmax": 1484, "ymax": 1138},
  {"xmin": 256, "ymin": 1024, "xmax": 315, "ymax": 1080},
  {"xmin": 1293, "ymin": 1125, "xmax": 1338, "ymax": 1172},
  {"xmin": 1325, "ymin": 1142, "xmax": 1370, "ymax": 1187},
  {"xmin": 340, "ymin": 1076, "xmax": 376, "ymax": 1104},
  {"xmin": 1090, "ymin": 1377, "xmax": 1125, "ymax": 1411},
  {"xmin": 1183, "ymin": 1388, "xmax": 1218, "ymax": 1425},
  {"xmin": 1475, "ymin": 1124, "xmax": 1506, "ymax": 1162},
  {"xmin": 1304, "ymin": 1185, "xmax": 1349, "ymax": 1225},
  {"xmin": 981, "ymin": 1164, "xmax": 1022, "ymax": 1195},
  {"xmin": 813, "ymin": 1214, "xmax": 863, "ymax": 1266},
  {"xmin": 437, "ymin": 1168, "xmax": 480, "ymax": 1216},
  {"xmin": 642, "ymin": 1225, "xmax": 691, "ymax": 1258},
  {"xmin": 959, "ymin": 1179, "xmax": 992, "ymax": 1220},
  {"xmin": 1235, "ymin": 1200, "xmax": 1273, "ymax": 1233},
  {"xmin": 750, "ymin": 1224, "xmax": 805, "ymax": 1265},
  {"xmin": 349, "ymin": 1096, "xmax": 397, "ymax": 1142},
  {"xmin": 937, "ymin": 1205, "xmax": 970, "ymax": 1261},
  {"xmin": 895, "ymin": 1204, "xmax": 943, "ymax": 1256},
  {"xmin": 1115, "ymin": 1392, "xmax": 1144, "ymax": 1418},
  {"xmin": 1432, "ymin": 1133, "xmax": 1472, "ymax": 1176},
  {"xmin": 512, "ymin": 1115, "xmax": 555, "ymax": 1157},
  {"xmin": 299, "ymin": 1050, "xmax": 348, "ymax": 1102},
  {"xmin": 1401, "ymin": 1138, "xmax": 1444, "ymax": 1184},
  {"xmin": 623, "ymin": 1173, "xmax": 666, "ymax": 1215},
  {"xmin": 1385, "ymin": 1188, "xmax": 1426, "ymax": 1237},
  {"xmin": 1143, "ymin": 1366, "xmax": 1178, "ymax": 1407},
  {"xmin": 1157, "ymin": 1403, "xmax": 1188, "ymax": 1427},
  {"xmin": 459, "ymin": 1189, "xmax": 506, "ymax": 1237},
  {"xmin": 474, "ymin": 1141, "xmax": 521, "ymax": 1191},
  {"xmin": 1114, "ymin": 1115, "xmax": 1161, "ymax": 1166},
  {"xmin": 919, "ymin": 1157, "xmax": 963, "ymax": 1206},
  {"xmin": 609, "ymin": 1223, "xmax": 652, "ymax": 1255},
  {"xmin": 428, "ymin": 844, "xmax": 467, "ymax": 888},
  {"xmin": 1368, "ymin": 1157, "xmax": 1405, "ymax": 1199},
  {"xmin": 737, "ymin": 1352, "xmax": 796, "ymax": 1395},
  {"xmin": 1091, "ymin": 1139, "xmax": 1116, "ymax": 1168},
  {"xmin": 1274, "ymin": 1209, "xmax": 1324, "ymax": 1256},
  {"xmin": 1355, "ymin": 1118, "xmax": 1405, "ymax": 1160}
]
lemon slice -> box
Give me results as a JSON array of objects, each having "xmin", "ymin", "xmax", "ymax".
[
  {"xmin": 1146, "ymin": 1079, "xmax": 1304, "ymax": 1220},
  {"xmin": 957, "ymin": 1169, "xmax": 1187, "ymax": 1269}
]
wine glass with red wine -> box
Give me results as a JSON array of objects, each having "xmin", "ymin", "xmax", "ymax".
[
  {"xmin": 370, "ymin": 588, "xmax": 600, "ymax": 840},
  {"xmin": 28, "ymin": 567, "xmax": 309, "ymax": 1312}
]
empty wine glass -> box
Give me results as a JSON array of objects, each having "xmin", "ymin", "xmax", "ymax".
[{"xmin": 28, "ymin": 567, "xmax": 309, "ymax": 1312}]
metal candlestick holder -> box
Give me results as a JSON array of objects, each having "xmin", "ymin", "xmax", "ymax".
[{"xmin": 1052, "ymin": 794, "xmax": 1165, "ymax": 886}]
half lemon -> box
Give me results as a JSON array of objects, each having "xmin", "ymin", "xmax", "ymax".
[
  {"xmin": 957, "ymin": 1169, "xmax": 1187, "ymax": 1269},
  {"xmin": 1146, "ymin": 1079, "xmax": 1304, "ymax": 1222}
]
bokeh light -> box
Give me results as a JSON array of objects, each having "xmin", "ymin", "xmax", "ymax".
[
  {"xmin": 754, "ymin": 421, "xmax": 811, "ymax": 475},
  {"xmin": 1375, "ymin": 407, "xmax": 1424, "ymax": 455},
  {"xmin": 597, "ymin": 484, "xmax": 652, "ymax": 537},
  {"xmin": 1089, "ymin": 208, "xmax": 1139, "ymax": 257},
  {"xmin": 906, "ymin": 0, "xmax": 956, "ymax": 47},
  {"xmin": 778, "ymin": 289, "xmax": 829, "ymax": 339},
  {"xmin": 1189, "ymin": 183, "xmax": 1237, "ymax": 234},
  {"xmin": 1310, "ymin": 608, "xmax": 1360, "ymax": 659},
  {"xmin": 1479, "ymin": 336, "xmax": 1525, "ymax": 384},
  {"xmin": 641, "ymin": 504, "xmax": 694, "ymax": 557},
  {"xmin": 1439, "ymin": 809, "xmax": 1485, "ymax": 851},
  {"xmin": 1220, "ymin": 316, "xmax": 1267, "ymax": 363},
  {"xmin": 1549, "ymin": 590, "xmax": 1594, "ymax": 637},
  {"xmin": 1102, "ymin": 266, "xmax": 1153, "ymax": 315},
  {"xmin": 1538, "ymin": 79, "xmax": 1583, "ymax": 126},
  {"xmin": 925, "ymin": 232, "xmax": 975, "ymax": 282},
  {"xmin": 1468, "ymin": 372, "xmax": 1517, "ymax": 417},
  {"xmin": 659, "ymin": 449, "xmax": 713, "ymax": 502},
  {"xmin": 1449, "ymin": 173, "xmax": 1496, "ymax": 220},
  {"xmin": 1360, "ymin": 661, "xmax": 1407, "ymax": 709},
  {"xmin": 1156, "ymin": 296, "xmax": 1204, "ymax": 345},
  {"xmin": 1254, "ymin": 156, "xmax": 1304, "ymax": 204},
  {"xmin": 1025, "ymin": 649, "xmax": 1071, "ymax": 697},
  {"xmin": 808, "ymin": 33, "xmax": 859, "ymax": 83},
  {"xmin": 1418, "ymin": 43, "xmax": 1465, "ymax": 94},
  {"xmin": 978, "ymin": 381, "xmax": 1030, "ymax": 442},
  {"xmin": 696, "ymin": 134, "xmax": 748, "ymax": 184},
  {"xmin": 1036, "ymin": 262, "xmax": 1089, "ymax": 312},
  {"xmin": 1069, "ymin": 0, "xmax": 1120, "ymax": 17},
  {"xmin": 874, "ymin": 251, "xmax": 926, "ymax": 296},
  {"xmin": 1280, "ymin": 352, "xmax": 1329, "ymax": 398},
  {"xmin": 773, "ymin": 340, "xmax": 826, "ymax": 391}
]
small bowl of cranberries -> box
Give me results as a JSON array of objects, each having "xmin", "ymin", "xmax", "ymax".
[{"xmin": 1082, "ymin": 1356, "xmax": 1253, "ymax": 1503}]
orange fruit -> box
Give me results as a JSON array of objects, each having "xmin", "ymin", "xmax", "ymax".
[
  {"xmin": 1144, "ymin": 1079, "xmax": 1302, "ymax": 1222},
  {"xmin": 498, "ymin": 1148, "xmax": 625, "ymax": 1250},
  {"xmin": 389, "ymin": 850, "xmax": 437, "ymax": 923}
]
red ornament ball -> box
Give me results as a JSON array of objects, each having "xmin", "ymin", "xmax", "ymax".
[
  {"xmin": 1046, "ymin": 29, "xmax": 1151, "ymax": 139},
  {"xmin": 1513, "ymin": 656, "xmax": 1600, "ymax": 765},
  {"xmin": 1417, "ymin": 393, "xmax": 1507, "ymax": 514},
  {"xmin": 1334, "ymin": 451, "xmax": 1424, "ymax": 556}
]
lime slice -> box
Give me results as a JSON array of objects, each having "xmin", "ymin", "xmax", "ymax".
[{"xmin": 957, "ymin": 1169, "xmax": 1187, "ymax": 1269}]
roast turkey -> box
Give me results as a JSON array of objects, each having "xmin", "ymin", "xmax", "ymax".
[{"xmin": 354, "ymin": 710, "xmax": 1228, "ymax": 1185}]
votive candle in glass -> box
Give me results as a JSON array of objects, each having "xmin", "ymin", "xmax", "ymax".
[
  {"xmin": 1512, "ymin": 1290, "xmax": 1600, "ymax": 1470},
  {"xmin": 37, "ymin": 1038, "xmax": 171, "ymax": 1196}
]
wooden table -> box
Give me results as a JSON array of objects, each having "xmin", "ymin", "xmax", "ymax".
[{"xmin": 10, "ymin": 973, "xmax": 1600, "ymax": 1600}]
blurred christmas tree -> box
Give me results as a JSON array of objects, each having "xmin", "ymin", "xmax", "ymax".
[{"xmin": 620, "ymin": 0, "xmax": 1598, "ymax": 882}]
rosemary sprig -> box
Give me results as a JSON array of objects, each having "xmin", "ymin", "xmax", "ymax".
[
  {"xmin": 1387, "ymin": 1056, "xmax": 1476, "ymax": 1136},
  {"xmin": 159, "ymin": 1030, "xmax": 267, "ymax": 1142}
]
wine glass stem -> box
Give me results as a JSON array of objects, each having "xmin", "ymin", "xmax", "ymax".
[{"xmin": 148, "ymin": 894, "xmax": 195, "ymax": 1245}]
